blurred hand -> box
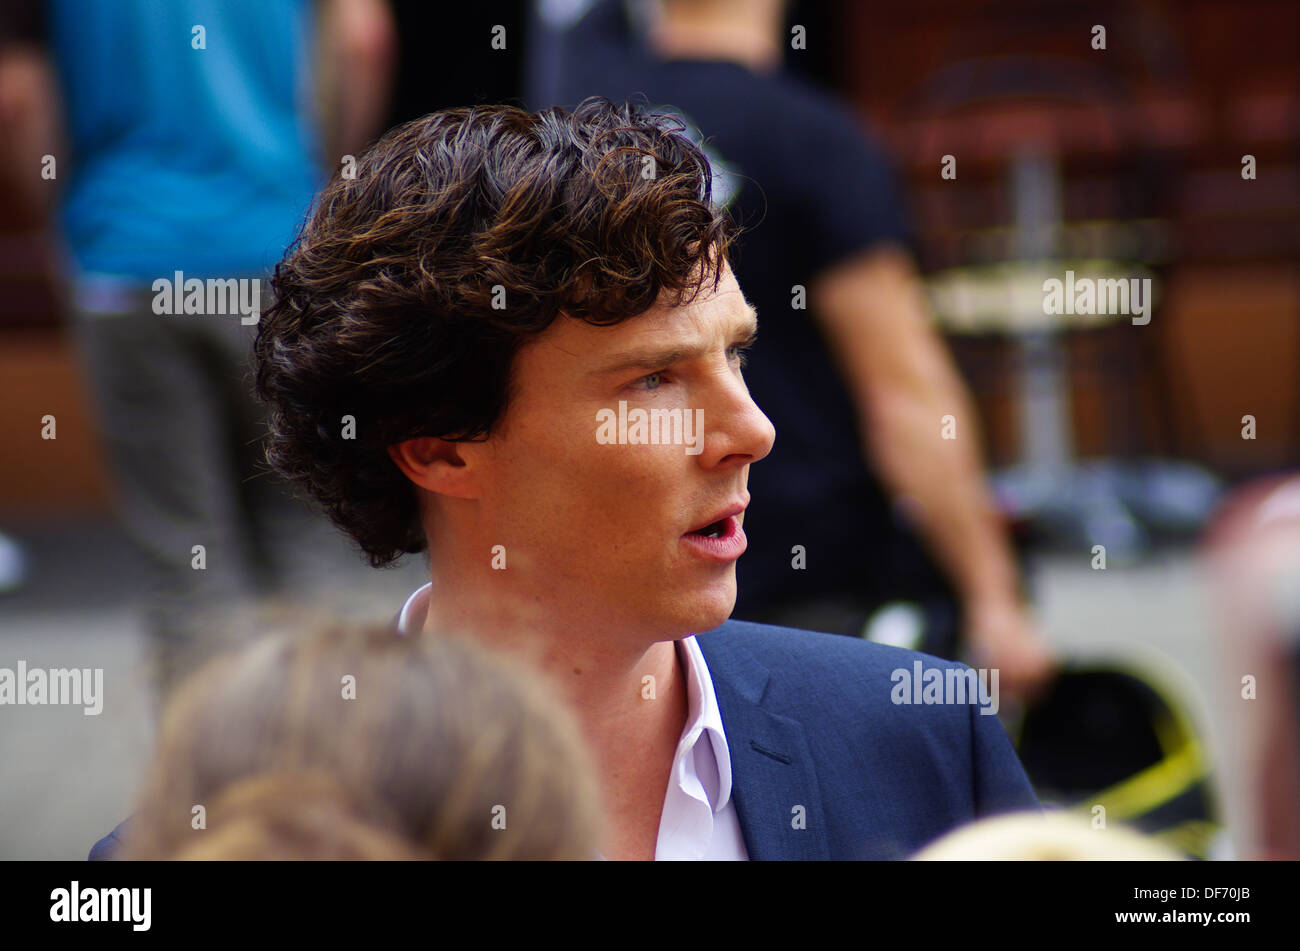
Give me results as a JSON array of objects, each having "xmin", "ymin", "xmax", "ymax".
[{"xmin": 963, "ymin": 597, "xmax": 1056, "ymax": 703}]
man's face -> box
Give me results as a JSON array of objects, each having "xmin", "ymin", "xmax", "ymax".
[{"xmin": 467, "ymin": 261, "xmax": 775, "ymax": 642}]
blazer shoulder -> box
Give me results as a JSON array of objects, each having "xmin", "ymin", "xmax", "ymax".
[
  {"xmin": 697, "ymin": 618, "xmax": 989, "ymax": 735},
  {"xmin": 700, "ymin": 617, "xmax": 969, "ymax": 682},
  {"xmin": 698, "ymin": 618, "xmax": 1039, "ymax": 826}
]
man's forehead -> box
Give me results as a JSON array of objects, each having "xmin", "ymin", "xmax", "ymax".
[
  {"xmin": 627, "ymin": 284, "xmax": 756, "ymax": 335},
  {"xmin": 578, "ymin": 295, "xmax": 758, "ymax": 379},
  {"xmin": 538, "ymin": 283, "xmax": 758, "ymax": 364}
]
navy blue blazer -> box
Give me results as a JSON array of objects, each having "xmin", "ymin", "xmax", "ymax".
[{"xmin": 89, "ymin": 618, "xmax": 1038, "ymax": 860}]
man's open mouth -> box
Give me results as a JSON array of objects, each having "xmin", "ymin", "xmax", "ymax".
[
  {"xmin": 689, "ymin": 518, "xmax": 730, "ymax": 539},
  {"xmin": 682, "ymin": 504, "xmax": 748, "ymax": 561}
]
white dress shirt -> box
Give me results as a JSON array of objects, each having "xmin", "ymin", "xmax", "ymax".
[{"xmin": 396, "ymin": 582, "xmax": 748, "ymax": 860}]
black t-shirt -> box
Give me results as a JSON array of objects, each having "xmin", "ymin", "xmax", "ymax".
[{"xmin": 545, "ymin": 7, "xmax": 951, "ymax": 616}]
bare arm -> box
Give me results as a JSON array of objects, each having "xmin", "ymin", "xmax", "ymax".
[
  {"xmin": 0, "ymin": 43, "xmax": 64, "ymax": 226},
  {"xmin": 315, "ymin": 0, "xmax": 397, "ymax": 165},
  {"xmin": 810, "ymin": 243, "xmax": 1053, "ymax": 693}
]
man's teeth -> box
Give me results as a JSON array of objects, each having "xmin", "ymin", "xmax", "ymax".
[{"xmin": 695, "ymin": 519, "xmax": 725, "ymax": 538}]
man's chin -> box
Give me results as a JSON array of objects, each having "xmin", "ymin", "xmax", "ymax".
[{"xmin": 672, "ymin": 581, "xmax": 736, "ymax": 635}]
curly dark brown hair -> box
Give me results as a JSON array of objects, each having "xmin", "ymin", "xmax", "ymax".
[{"xmin": 254, "ymin": 97, "xmax": 735, "ymax": 567}]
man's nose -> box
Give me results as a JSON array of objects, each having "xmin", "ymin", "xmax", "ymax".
[{"xmin": 700, "ymin": 371, "xmax": 775, "ymax": 468}]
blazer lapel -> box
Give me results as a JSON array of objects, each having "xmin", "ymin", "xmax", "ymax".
[{"xmin": 698, "ymin": 633, "xmax": 831, "ymax": 860}]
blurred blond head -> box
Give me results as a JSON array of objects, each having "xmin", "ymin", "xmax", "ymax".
[
  {"xmin": 165, "ymin": 772, "xmax": 429, "ymax": 860},
  {"xmin": 911, "ymin": 811, "xmax": 1185, "ymax": 861},
  {"xmin": 124, "ymin": 619, "xmax": 603, "ymax": 860}
]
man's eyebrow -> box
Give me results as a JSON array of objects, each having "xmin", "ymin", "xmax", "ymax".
[{"xmin": 592, "ymin": 305, "xmax": 759, "ymax": 376}]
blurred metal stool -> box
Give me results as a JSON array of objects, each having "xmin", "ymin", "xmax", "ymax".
[{"xmin": 909, "ymin": 56, "xmax": 1222, "ymax": 558}]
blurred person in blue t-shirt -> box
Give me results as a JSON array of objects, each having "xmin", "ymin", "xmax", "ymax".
[{"xmin": 0, "ymin": 0, "xmax": 396, "ymax": 693}]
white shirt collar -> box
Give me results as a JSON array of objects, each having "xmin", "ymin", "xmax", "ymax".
[
  {"xmin": 395, "ymin": 581, "xmax": 432, "ymax": 637},
  {"xmin": 674, "ymin": 634, "xmax": 733, "ymax": 813}
]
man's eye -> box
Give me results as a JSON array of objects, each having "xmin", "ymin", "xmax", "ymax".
[
  {"xmin": 728, "ymin": 344, "xmax": 752, "ymax": 368},
  {"xmin": 635, "ymin": 371, "xmax": 664, "ymax": 390}
]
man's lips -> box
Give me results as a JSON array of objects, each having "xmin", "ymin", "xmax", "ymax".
[
  {"xmin": 685, "ymin": 499, "xmax": 748, "ymax": 537},
  {"xmin": 680, "ymin": 513, "xmax": 747, "ymax": 562}
]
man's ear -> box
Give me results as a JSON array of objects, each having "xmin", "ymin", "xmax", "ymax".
[{"xmin": 387, "ymin": 437, "xmax": 482, "ymax": 500}]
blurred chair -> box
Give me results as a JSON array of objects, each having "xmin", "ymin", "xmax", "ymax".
[{"xmin": 1011, "ymin": 659, "xmax": 1223, "ymax": 859}]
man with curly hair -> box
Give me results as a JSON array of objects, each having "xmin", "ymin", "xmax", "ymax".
[{"xmin": 92, "ymin": 97, "xmax": 1037, "ymax": 861}]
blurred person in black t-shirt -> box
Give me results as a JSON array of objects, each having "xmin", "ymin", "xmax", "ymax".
[{"xmin": 533, "ymin": 0, "xmax": 1052, "ymax": 695}]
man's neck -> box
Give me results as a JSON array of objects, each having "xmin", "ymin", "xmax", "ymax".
[{"xmin": 419, "ymin": 572, "xmax": 691, "ymax": 809}]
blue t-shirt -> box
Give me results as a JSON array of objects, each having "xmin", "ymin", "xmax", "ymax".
[
  {"xmin": 49, "ymin": 0, "xmax": 324, "ymax": 281},
  {"xmin": 546, "ymin": 3, "xmax": 953, "ymax": 616}
]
